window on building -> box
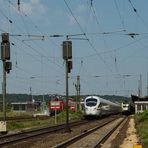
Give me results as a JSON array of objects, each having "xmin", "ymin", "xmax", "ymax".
[
  {"xmin": 143, "ymin": 104, "xmax": 146, "ymax": 110},
  {"xmin": 137, "ymin": 104, "xmax": 141, "ymax": 111},
  {"xmin": 13, "ymin": 104, "xmax": 19, "ymax": 110},
  {"xmin": 21, "ymin": 104, "xmax": 26, "ymax": 111}
]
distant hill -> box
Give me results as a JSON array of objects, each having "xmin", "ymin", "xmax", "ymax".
[
  {"xmin": 100, "ymin": 95, "xmax": 131, "ymax": 103},
  {"xmin": 0, "ymin": 94, "xmax": 52, "ymax": 103},
  {"xmin": 79, "ymin": 95, "xmax": 131, "ymax": 103},
  {"xmin": 0, "ymin": 94, "xmax": 131, "ymax": 112},
  {"xmin": 0, "ymin": 93, "xmax": 131, "ymax": 106},
  {"xmin": 0, "ymin": 94, "xmax": 52, "ymax": 111}
]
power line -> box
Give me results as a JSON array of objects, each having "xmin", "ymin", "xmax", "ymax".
[
  {"xmin": 64, "ymin": 0, "xmax": 114, "ymax": 73},
  {"xmin": 0, "ymin": 7, "xmax": 12, "ymax": 24},
  {"xmin": 128, "ymin": 0, "xmax": 148, "ymax": 31},
  {"xmin": 114, "ymin": 0, "xmax": 125, "ymax": 30},
  {"xmin": 13, "ymin": 36, "xmax": 63, "ymax": 69}
]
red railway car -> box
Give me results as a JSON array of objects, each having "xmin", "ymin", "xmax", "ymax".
[
  {"xmin": 68, "ymin": 100, "xmax": 77, "ymax": 111},
  {"xmin": 50, "ymin": 100, "xmax": 63, "ymax": 111},
  {"xmin": 49, "ymin": 98, "xmax": 77, "ymax": 115}
]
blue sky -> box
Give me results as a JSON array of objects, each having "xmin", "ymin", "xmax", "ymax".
[{"xmin": 0, "ymin": 0, "xmax": 148, "ymax": 97}]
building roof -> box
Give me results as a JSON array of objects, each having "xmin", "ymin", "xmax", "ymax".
[
  {"xmin": 134, "ymin": 101, "xmax": 148, "ymax": 104},
  {"xmin": 131, "ymin": 95, "xmax": 148, "ymax": 102},
  {"xmin": 11, "ymin": 102, "xmax": 28, "ymax": 105}
]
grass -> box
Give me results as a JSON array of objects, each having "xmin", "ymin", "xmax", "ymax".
[
  {"xmin": 0, "ymin": 110, "xmax": 83, "ymax": 131},
  {"xmin": 7, "ymin": 118, "xmax": 55, "ymax": 131},
  {"xmin": 135, "ymin": 110, "xmax": 148, "ymax": 148},
  {"xmin": 0, "ymin": 111, "xmax": 33, "ymax": 118}
]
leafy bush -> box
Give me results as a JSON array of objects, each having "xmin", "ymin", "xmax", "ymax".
[
  {"xmin": 136, "ymin": 110, "xmax": 148, "ymax": 123},
  {"xmin": 135, "ymin": 110, "xmax": 148, "ymax": 148},
  {"xmin": 57, "ymin": 110, "xmax": 83, "ymax": 122}
]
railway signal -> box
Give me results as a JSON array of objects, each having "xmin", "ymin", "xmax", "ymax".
[
  {"xmin": 0, "ymin": 33, "xmax": 12, "ymax": 133},
  {"xmin": 62, "ymin": 40, "xmax": 73, "ymax": 132}
]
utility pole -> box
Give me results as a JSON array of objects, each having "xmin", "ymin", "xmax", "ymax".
[
  {"xmin": 0, "ymin": 33, "xmax": 12, "ymax": 133},
  {"xmin": 62, "ymin": 40, "xmax": 72, "ymax": 133},
  {"xmin": 65, "ymin": 58, "xmax": 69, "ymax": 128},
  {"xmin": 2, "ymin": 61, "xmax": 6, "ymax": 122},
  {"xmin": 147, "ymin": 62, "xmax": 148, "ymax": 96},
  {"xmin": 76, "ymin": 75, "xmax": 80, "ymax": 110},
  {"xmin": 138, "ymin": 74, "xmax": 142, "ymax": 97}
]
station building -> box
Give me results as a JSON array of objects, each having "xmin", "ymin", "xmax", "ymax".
[
  {"xmin": 131, "ymin": 95, "xmax": 148, "ymax": 113},
  {"xmin": 11, "ymin": 101, "xmax": 41, "ymax": 112}
]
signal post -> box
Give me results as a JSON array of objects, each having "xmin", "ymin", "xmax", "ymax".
[
  {"xmin": 0, "ymin": 33, "xmax": 12, "ymax": 134},
  {"xmin": 62, "ymin": 40, "xmax": 72, "ymax": 132}
]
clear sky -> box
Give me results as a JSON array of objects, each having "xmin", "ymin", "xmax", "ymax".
[{"xmin": 0, "ymin": 0, "xmax": 148, "ymax": 97}]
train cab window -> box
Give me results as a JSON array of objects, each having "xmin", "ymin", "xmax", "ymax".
[
  {"xmin": 86, "ymin": 102, "xmax": 96, "ymax": 106},
  {"xmin": 86, "ymin": 98, "xmax": 97, "ymax": 106}
]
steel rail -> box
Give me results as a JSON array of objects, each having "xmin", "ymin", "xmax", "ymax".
[
  {"xmin": 0, "ymin": 116, "xmax": 49, "ymax": 122},
  {"xmin": 93, "ymin": 117, "xmax": 128, "ymax": 148},
  {"xmin": 0, "ymin": 120, "xmax": 88, "ymax": 146},
  {"xmin": 54, "ymin": 117, "xmax": 119, "ymax": 148}
]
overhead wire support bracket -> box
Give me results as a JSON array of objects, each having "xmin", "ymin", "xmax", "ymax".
[
  {"xmin": 66, "ymin": 33, "xmax": 86, "ymax": 40},
  {"xmin": 9, "ymin": 33, "xmax": 87, "ymax": 42},
  {"xmin": 67, "ymin": 37, "xmax": 88, "ymax": 41},
  {"xmin": 126, "ymin": 33, "xmax": 139, "ymax": 38},
  {"xmin": 18, "ymin": 0, "xmax": 20, "ymax": 11}
]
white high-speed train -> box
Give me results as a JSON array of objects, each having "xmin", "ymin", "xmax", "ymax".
[
  {"xmin": 121, "ymin": 102, "xmax": 134, "ymax": 115},
  {"xmin": 121, "ymin": 103, "xmax": 130, "ymax": 115},
  {"xmin": 84, "ymin": 96, "xmax": 121, "ymax": 118}
]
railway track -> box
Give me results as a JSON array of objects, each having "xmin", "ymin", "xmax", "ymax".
[
  {"xmin": 0, "ymin": 120, "xmax": 88, "ymax": 147},
  {"xmin": 54, "ymin": 116, "xmax": 128, "ymax": 148},
  {"xmin": 0, "ymin": 116, "xmax": 49, "ymax": 122}
]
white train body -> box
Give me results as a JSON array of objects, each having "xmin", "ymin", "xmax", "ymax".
[
  {"xmin": 121, "ymin": 103, "xmax": 129, "ymax": 111},
  {"xmin": 84, "ymin": 96, "xmax": 121, "ymax": 118},
  {"xmin": 121, "ymin": 102, "xmax": 133, "ymax": 115}
]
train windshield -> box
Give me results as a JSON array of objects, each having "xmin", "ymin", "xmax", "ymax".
[{"xmin": 86, "ymin": 98, "xmax": 97, "ymax": 106}]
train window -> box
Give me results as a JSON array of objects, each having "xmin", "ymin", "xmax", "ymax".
[
  {"xmin": 86, "ymin": 102, "xmax": 96, "ymax": 106},
  {"xmin": 86, "ymin": 98, "xmax": 97, "ymax": 106},
  {"xmin": 86, "ymin": 98, "xmax": 97, "ymax": 103}
]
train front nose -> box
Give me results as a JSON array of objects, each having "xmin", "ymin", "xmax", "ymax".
[{"xmin": 85, "ymin": 107, "xmax": 100, "ymax": 115}]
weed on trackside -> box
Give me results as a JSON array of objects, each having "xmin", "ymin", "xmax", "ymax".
[{"xmin": 135, "ymin": 110, "xmax": 148, "ymax": 148}]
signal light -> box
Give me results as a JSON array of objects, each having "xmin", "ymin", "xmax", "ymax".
[
  {"xmin": 5, "ymin": 61, "xmax": 12, "ymax": 73},
  {"xmin": 62, "ymin": 41, "xmax": 72, "ymax": 60}
]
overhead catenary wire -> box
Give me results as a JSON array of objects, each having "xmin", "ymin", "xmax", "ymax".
[
  {"xmin": 0, "ymin": 7, "xmax": 12, "ymax": 24},
  {"xmin": 8, "ymin": 0, "xmax": 63, "ymax": 61},
  {"xmin": 6, "ymin": 0, "xmax": 66, "ymax": 77},
  {"xmin": 0, "ymin": 0, "xmax": 147, "ymax": 95},
  {"xmin": 12, "ymin": 36, "xmax": 64, "ymax": 70},
  {"xmin": 8, "ymin": 0, "xmax": 62, "ymax": 49},
  {"xmin": 128, "ymin": 0, "xmax": 148, "ymax": 31},
  {"xmin": 64, "ymin": 0, "xmax": 114, "ymax": 73},
  {"xmin": 2, "ymin": 1, "xmax": 66, "ymax": 81},
  {"xmin": 114, "ymin": 0, "xmax": 125, "ymax": 30},
  {"xmin": 90, "ymin": 0, "xmax": 117, "ymax": 73},
  {"xmin": 3, "ymin": 31, "xmax": 148, "ymax": 62}
]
